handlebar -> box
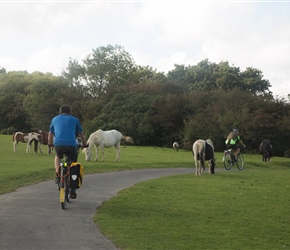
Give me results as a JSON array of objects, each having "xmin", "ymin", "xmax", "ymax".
[{"xmin": 81, "ymin": 144, "xmax": 89, "ymax": 149}]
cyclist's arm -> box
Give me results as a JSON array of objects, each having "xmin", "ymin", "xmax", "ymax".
[
  {"xmin": 238, "ymin": 140, "xmax": 246, "ymax": 148},
  {"xmin": 78, "ymin": 132, "xmax": 88, "ymax": 148}
]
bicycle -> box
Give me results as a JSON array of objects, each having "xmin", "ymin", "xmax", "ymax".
[
  {"xmin": 223, "ymin": 148, "xmax": 244, "ymax": 170},
  {"xmin": 57, "ymin": 154, "xmax": 71, "ymax": 209},
  {"xmin": 57, "ymin": 144, "xmax": 88, "ymax": 209}
]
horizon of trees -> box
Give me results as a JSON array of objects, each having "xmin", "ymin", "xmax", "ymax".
[{"xmin": 1, "ymin": 44, "xmax": 290, "ymax": 157}]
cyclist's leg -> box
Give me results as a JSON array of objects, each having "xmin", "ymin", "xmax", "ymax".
[
  {"xmin": 230, "ymin": 144, "xmax": 238, "ymax": 161},
  {"xmin": 235, "ymin": 146, "xmax": 241, "ymax": 156},
  {"xmin": 67, "ymin": 146, "xmax": 78, "ymax": 163},
  {"xmin": 228, "ymin": 144, "xmax": 236, "ymax": 162},
  {"xmin": 54, "ymin": 146, "xmax": 66, "ymax": 184}
]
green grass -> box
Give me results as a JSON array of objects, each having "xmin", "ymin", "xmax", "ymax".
[
  {"xmin": 94, "ymin": 169, "xmax": 290, "ymax": 249},
  {"xmin": 2, "ymin": 134, "xmax": 290, "ymax": 249},
  {"xmin": 0, "ymin": 134, "xmax": 193, "ymax": 194},
  {"xmin": 92, "ymin": 153, "xmax": 290, "ymax": 249}
]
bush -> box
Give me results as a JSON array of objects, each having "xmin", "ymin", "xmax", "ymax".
[
  {"xmin": 0, "ymin": 127, "xmax": 15, "ymax": 135},
  {"xmin": 284, "ymin": 149, "xmax": 290, "ymax": 158}
]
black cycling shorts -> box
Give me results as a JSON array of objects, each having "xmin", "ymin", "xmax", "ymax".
[
  {"xmin": 227, "ymin": 144, "xmax": 238, "ymax": 150},
  {"xmin": 54, "ymin": 146, "xmax": 78, "ymax": 162}
]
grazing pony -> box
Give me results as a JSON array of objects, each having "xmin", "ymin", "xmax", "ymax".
[
  {"xmin": 83, "ymin": 129, "xmax": 133, "ymax": 162},
  {"xmin": 32, "ymin": 130, "xmax": 53, "ymax": 154},
  {"xmin": 12, "ymin": 132, "xmax": 43, "ymax": 153},
  {"xmin": 259, "ymin": 139, "xmax": 273, "ymax": 162},
  {"xmin": 192, "ymin": 139, "xmax": 216, "ymax": 175},
  {"xmin": 173, "ymin": 142, "xmax": 179, "ymax": 151}
]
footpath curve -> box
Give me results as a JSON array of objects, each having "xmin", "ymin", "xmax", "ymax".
[{"xmin": 0, "ymin": 167, "xmax": 209, "ymax": 250}]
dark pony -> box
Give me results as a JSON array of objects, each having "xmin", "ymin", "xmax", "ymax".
[
  {"xmin": 259, "ymin": 139, "xmax": 273, "ymax": 162},
  {"xmin": 31, "ymin": 130, "xmax": 53, "ymax": 154},
  {"xmin": 192, "ymin": 139, "xmax": 216, "ymax": 175}
]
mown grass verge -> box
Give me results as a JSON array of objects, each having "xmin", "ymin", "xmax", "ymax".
[{"xmin": 93, "ymin": 152, "xmax": 290, "ymax": 249}]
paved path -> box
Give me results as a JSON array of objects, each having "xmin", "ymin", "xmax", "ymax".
[{"xmin": 0, "ymin": 167, "xmax": 214, "ymax": 250}]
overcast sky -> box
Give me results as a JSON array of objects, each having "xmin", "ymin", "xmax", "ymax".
[{"xmin": 1, "ymin": 1, "xmax": 290, "ymax": 98}]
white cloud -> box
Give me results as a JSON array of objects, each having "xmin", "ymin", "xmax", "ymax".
[{"xmin": 0, "ymin": 1, "xmax": 290, "ymax": 98}]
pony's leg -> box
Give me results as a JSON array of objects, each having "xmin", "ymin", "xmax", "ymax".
[
  {"xmin": 33, "ymin": 140, "xmax": 38, "ymax": 154},
  {"xmin": 200, "ymin": 157, "xmax": 205, "ymax": 175},
  {"xmin": 115, "ymin": 143, "xmax": 121, "ymax": 161},
  {"xmin": 94, "ymin": 145, "xmax": 99, "ymax": 161},
  {"xmin": 26, "ymin": 142, "xmax": 30, "ymax": 154},
  {"xmin": 101, "ymin": 145, "xmax": 105, "ymax": 161},
  {"xmin": 198, "ymin": 161, "xmax": 202, "ymax": 175},
  {"xmin": 13, "ymin": 141, "xmax": 17, "ymax": 153},
  {"xmin": 208, "ymin": 160, "xmax": 211, "ymax": 174},
  {"xmin": 195, "ymin": 160, "xmax": 200, "ymax": 175},
  {"xmin": 195, "ymin": 160, "xmax": 198, "ymax": 175},
  {"xmin": 38, "ymin": 143, "xmax": 43, "ymax": 154}
]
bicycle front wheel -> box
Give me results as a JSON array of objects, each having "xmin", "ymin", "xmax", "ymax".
[
  {"xmin": 223, "ymin": 153, "xmax": 233, "ymax": 170},
  {"xmin": 236, "ymin": 153, "xmax": 244, "ymax": 170}
]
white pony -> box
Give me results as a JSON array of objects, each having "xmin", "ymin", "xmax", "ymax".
[
  {"xmin": 173, "ymin": 142, "xmax": 179, "ymax": 151},
  {"xmin": 192, "ymin": 139, "xmax": 216, "ymax": 175},
  {"xmin": 83, "ymin": 129, "xmax": 133, "ymax": 162}
]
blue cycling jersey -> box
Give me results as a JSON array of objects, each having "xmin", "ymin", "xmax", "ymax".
[{"xmin": 49, "ymin": 114, "xmax": 83, "ymax": 147}]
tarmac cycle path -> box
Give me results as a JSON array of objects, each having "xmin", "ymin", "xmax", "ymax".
[{"xmin": 0, "ymin": 167, "xmax": 229, "ymax": 250}]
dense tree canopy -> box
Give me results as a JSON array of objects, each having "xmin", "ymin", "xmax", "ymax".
[{"xmin": 0, "ymin": 45, "xmax": 289, "ymax": 156}]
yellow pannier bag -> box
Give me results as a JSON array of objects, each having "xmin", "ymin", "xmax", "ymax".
[{"xmin": 69, "ymin": 162, "xmax": 84, "ymax": 189}]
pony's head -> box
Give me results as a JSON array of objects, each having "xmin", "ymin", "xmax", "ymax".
[
  {"xmin": 83, "ymin": 147, "xmax": 92, "ymax": 161},
  {"xmin": 121, "ymin": 136, "xmax": 134, "ymax": 144}
]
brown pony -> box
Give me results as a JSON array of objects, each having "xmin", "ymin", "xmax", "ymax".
[
  {"xmin": 31, "ymin": 130, "xmax": 53, "ymax": 154},
  {"xmin": 12, "ymin": 132, "xmax": 43, "ymax": 153}
]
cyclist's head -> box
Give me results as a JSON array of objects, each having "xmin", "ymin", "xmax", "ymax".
[
  {"xmin": 233, "ymin": 128, "xmax": 239, "ymax": 133},
  {"xmin": 59, "ymin": 105, "xmax": 71, "ymax": 114}
]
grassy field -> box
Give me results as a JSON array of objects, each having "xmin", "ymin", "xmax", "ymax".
[
  {"xmin": 2, "ymin": 134, "xmax": 290, "ymax": 249},
  {"xmin": 0, "ymin": 134, "xmax": 195, "ymax": 194}
]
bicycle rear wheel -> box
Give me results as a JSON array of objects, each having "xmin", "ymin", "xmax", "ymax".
[
  {"xmin": 236, "ymin": 153, "xmax": 244, "ymax": 170},
  {"xmin": 60, "ymin": 170, "xmax": 69, "ymax": 209},
  {"xmin": 60, "ymin": 186, "xmax": 66, "ymax": 209},
  {"xmin": 223, "ymin": 153, "xmax": 233, "ymax": 170}
]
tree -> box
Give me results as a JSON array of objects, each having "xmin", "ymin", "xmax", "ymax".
[
  {"xmin": 63, "ymin": 45, "xmax": 136, "ymax": 99},
  {"xmin": 167, "ymin": 59, "xmax": 273, "ymax": 97},
  {"xmin": 23, "ymin": 73, "xmax": 69, "ymax": 130},
  {"xmin": 0, "ymin": 71, "xmax": 32, "ymax": 133},
  {"xmin": 240, "ymin": 67, "xmax": 272, "ymax": 96}
]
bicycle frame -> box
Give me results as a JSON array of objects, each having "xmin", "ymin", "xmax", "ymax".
[
  {"xmin": 223, "ymin": 149, "xmax": 244, "ymax": 171},
  {"xmin": 58, "ymin": 160, "xmax": 70, "ymax": 209},
  {"xmin": 56, "ymin": 145, "xmax": 88, "ymax": 209}
]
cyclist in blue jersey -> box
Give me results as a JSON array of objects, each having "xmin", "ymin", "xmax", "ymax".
[{"xmin": 48, "ymin": 105, "xmax": 87, "ymax": 198}]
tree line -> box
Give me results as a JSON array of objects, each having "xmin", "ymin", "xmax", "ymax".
[{"xmin": 1, "ymin": 44, "xmax": 290, "ymax": 156}]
